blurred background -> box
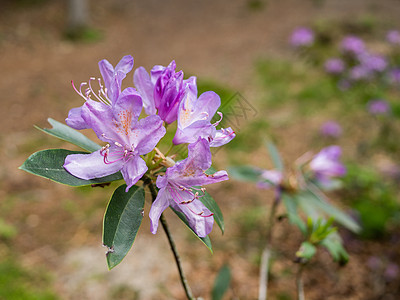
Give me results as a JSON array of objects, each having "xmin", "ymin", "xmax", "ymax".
[{"xmin": 1, "ymin": 0, "xmax": 400, "ymax": 299}]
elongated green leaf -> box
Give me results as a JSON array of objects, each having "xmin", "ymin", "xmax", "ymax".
[
  {"xmin": 320, "ymin": 232, "xmax": 349, "ymax": 265},
  {"xmin": 36, "ymin": 118, "xmax": 101, "ymax": 152},
  {"xmin": 296, "ymin": 194, "xmax": 321, "ymax": 220},
  {"xmin": 192, "ymin": 188, "xmax": 224, "ymax": 234},
  {"xmin": 171, "ymin": 208, "xmax": 213, "ymax": 253},
  {"xmin": 266, "ymin": 141, "xmax": 284, "ymax": 171},
  {"xmin": 20, "ymin": 149, "xmax": 122, "ymax": 186},
  {"xmin": 212, "ymin": 265, "xmax": 231, "ymax": 300},
  {"xmin": 281, "ymin": 193, "xmax": 306, "ymax": 234},
  {"xmin": 103, "ymin": 185, "xmax": 145, "ymax": 269},
  {"xmin": 228, "ymin": 166, "xmax": 262, "ymax": 182},
  {"xmin": 304, "ymin": 190, "xmax": 361, "ymax": 233}
]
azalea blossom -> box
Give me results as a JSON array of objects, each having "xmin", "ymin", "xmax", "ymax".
[
  {"xmin": 173, "ymin": 84, "xmax": 235, "ymax": 146},
  {"xmin": 66, "ymin": 55, "xmax": 134, "ymax": 130},
  {"xmin": 309, "ymin": 146, "xmax": 346, "ymax": 186},
  {"xmin": 64, "ymin": 92, "xmax": 166, "ymax": 191},
  {"xmin": 149, "ymin": 138, "xmax": 229, "ymax": 237},
  {"xmin": 134, "ymin": 60, "xmax": 196, "ymax": 124}
]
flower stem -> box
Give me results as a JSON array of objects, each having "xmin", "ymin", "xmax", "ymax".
[
  {"xmin": 296, "ymin": 264, "xmax": 305, "ymax": 300},
  {"xmin": 258, "ymin": 196, "xmax": 279, "ymax": 300},
  {"xmin": 144, "ymin": 176, "xmax": 195, "ymax": 300}
]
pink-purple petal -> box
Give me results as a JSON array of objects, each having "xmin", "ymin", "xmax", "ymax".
[
  {"xmin": 170, "ymin": 193, "xmax": 214, "ymax": 238},
  {"xmin": 209, "ymin": 127, "xmax": 236, "ymax": 147},
  {"xmin": 98, "ymin": 59, "xmax": 114, "ymax": 93},
  {"xmin": 112, "ymin": 88, "xmax": 143, "ymax": 145},
  {"xmin": 121, "ymin": 156, "xmax": 148, "ymax": 191},
  {"xmin": 149, "ymin": 187, "xmax": 170, "ymax": 234},
  {"xmin": 173, "ymin": 120, "xmax": 216, "ymax": 145},
  {"xmin": 81, "ymin": 100, "xmax": 121, "ymax": 144},
  {"xmin": 65, "ymin": 106, "xmax": 89, "ymax": 130},
  {"xmin": 115, "ymin": 55, "xmax": 134, "ymax": 75},
  {"xmin": 133, "ymin": 67, "xmax": 157, "ymax": 115},
  {"xmin": 195, "ymin": 92, "xmax": 221, "ymax": 123},
  {"xmin": 134, "ymin": 115, "xmax": 166, "ymax": 155},
  {"xmin": 64, "ymin": 149, "xmax": 123, "ymax": 180}
]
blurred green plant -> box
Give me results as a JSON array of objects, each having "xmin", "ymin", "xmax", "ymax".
[
  {"xmin": 0, "ymin": 257, "xmax": 58, "ymax": 300},
  {"xmin": 211, "ymin": 265, "xmax": 231, "ymax": 300},
  {"xmin": 340, "ymin": 163, "xmax": 400, "ymax": 239}
]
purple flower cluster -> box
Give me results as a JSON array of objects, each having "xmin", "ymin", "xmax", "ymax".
[
  {"xmin": 341, "ymin": 36, "xmax": 366, "ymax": 56},
  {"xmin": 64, "ymin": 55, "xmax": 235, "ymax": 237},
  {"xmin": 321, "ymin": 33, "xmax": 400, "ymax": 86},
  {"xmin": 290, "ymin": 27, "xmax": 315, "ymax": 48},
  {"xmin": 389, "ymin": 68, "xmax": 400, "ymax": 84},
  {"xmin": 387, "ymin": 30, "xmax": 400, "ymax": 45},
  {"xmin": 367, "ymin": 99, "xmax": 391, "ymax": 116},
  {"xmin": 324, "ymin": 58, "xmax": 345, "ymax": 75}
]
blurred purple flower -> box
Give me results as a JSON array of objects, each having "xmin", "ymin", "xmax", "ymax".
[
  {"xmin": 349, "ymin": 65, "xmax": 372, "ymax": 81},
  {"xmin": 257, "ymin": 170, "xmax": 283, "ymax": 189},
  {"xmin": 149, "ymin": 138, "xmax": 229, "ymax": 237},
  {"xmin": 367, "ymin": 99, "xmax": 391, "ymax": 116},
  {"xmin": 387, "ymin": 30, "xmax": 400, "ymax": 45},
  {"xmin": 309, "ymin": 146, "xmax": 346, "ymax": 186},
  {"xmin": 358, "ymin": 53, "xmax": 387, "ymax": 73},
  {"xmin": 389, "ymin": 68, "xmax": 400, "ymax": 84},
  {"xmin": 290, "ymin": 27, "xmax": 315, "ymax": 47},
  {"xmin": 324, "ymin": 58, "xmax": 345, "ymax": 74},
  {"xmin": 320, "ymin": 121, "xmax": 342, "ymax": 138},
  {"xmin": 384, "ymin": 263, "xmax": 399, "ymax": 281},
  {"xmin": 367, "ymin": 256, "xmax": 382, "ymax": 271},
  {"xmin": 380, "ymin": 162, "xmax": 400, "ymax": 181},
  {"xmin": 341, "ymin": 36, "xmax": 366, "ymax": 55}
]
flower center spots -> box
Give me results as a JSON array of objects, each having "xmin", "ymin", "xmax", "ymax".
[{"xmin": 115, "ymin": 109, "xmax": 132, "ymax": 136}]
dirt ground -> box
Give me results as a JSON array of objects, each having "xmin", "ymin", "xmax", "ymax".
[{"xmin": 1, "ymin": 0, "xmax": 400, "ymax": 299}]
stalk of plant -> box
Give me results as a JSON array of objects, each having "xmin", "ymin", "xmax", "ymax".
[
  {"xmin": 144, "ymin": 176, "xmax": 194, "ymax": 299},
  {"xmin": 258, "ymin": 195, "xmax": 279, "ymax": 300}
]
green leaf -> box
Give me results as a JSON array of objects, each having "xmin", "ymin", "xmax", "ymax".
[
  {"xmin": 265, "ymin": 140, "xmax": 284, "ymax": 171},
  {"xmin": 171, "ymin": 207, "xmax": 213, "ymax": 253},
  {"xmin": 304, "ymin": 189, "xmax": 361, "ymax": 233},
  {"xmin": 206, "ymin": 166, "xmax": 218, "ymax": 175},
  {"xmin": 36, "ymin": 118, "xmax": 101, "ymax": 152},
  {"xmin": 193, "ymin": 188, "xmax": 224, "ymax": 234},
  {"xmin": 281, "ymin": 193, "xmax": 307, "ymax": 234},
  {"xmin": 20, "ymin": 149, "xmax": 122, "ymax": 186},
  {"xmin": 296, "ymin": 241, "xmax": 316, "ymax": 261},
  {"xmin": 212, "ymin": 265, "xmax": 231, "ymax": 300},
  {"xmin": 228, "ymin": 166, "xmax": 262, "ymax": 182},
  {"xmin": 103, "ymin": 185, "xmax": 145, "ymax": 269},
  {"xmin": 320, "ymin": 232, "xmax": 349, "ymax": 265}
]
